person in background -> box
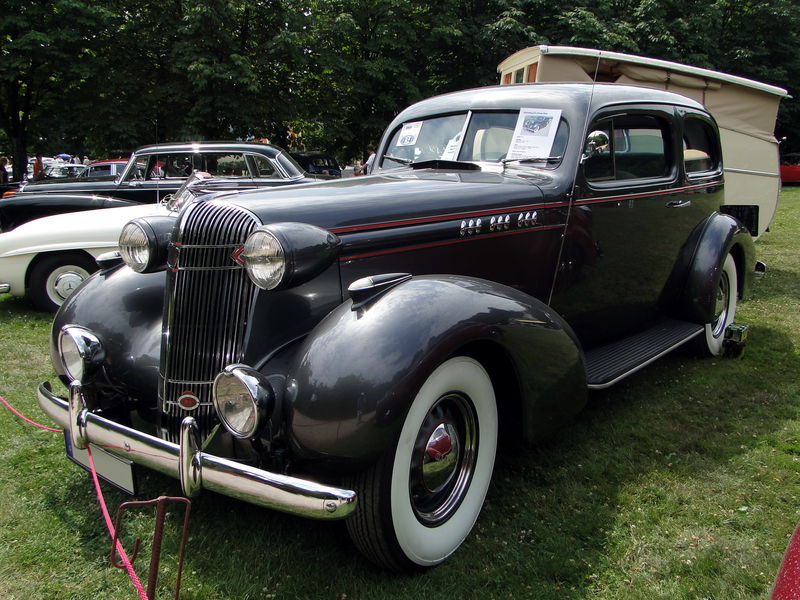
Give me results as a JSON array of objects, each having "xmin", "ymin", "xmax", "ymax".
[
  {"xmin": 364, "ymin": 145, "xmax": 376, "ymax": 175},
  {"xmin": 32, "ymin": 154, "xmax": 44, "ymax": 180},
  {"xmin": 83, "ymin": 155, "xmax": 90, "ymax": 165},
  {"xmin": 0, "ymin": 156, "xmax": 9, "ymax": 184}
]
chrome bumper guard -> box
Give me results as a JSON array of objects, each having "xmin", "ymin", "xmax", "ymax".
[
  {"xmin": 0, "ymin": 283, "xmax": 9, "ymax": 294},
  {"xmin": 37, "ymin": 381, "xmax": 357, "ymax": 520}
]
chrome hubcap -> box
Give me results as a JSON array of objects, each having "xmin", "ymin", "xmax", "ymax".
[
  {"xmin": 422, "ymin": 422, "xmax": 459, "ymax": 492},
  {"xmin": 711, "ymin": 271, "xmax": 730, "ymax": 338},
  {"xmin": 409, "ymin": 393, "xmax": 477, "ymax": 526},
  {"xmin": 53, "ymin": 270, "xmax": 87, "ymax": 301}
]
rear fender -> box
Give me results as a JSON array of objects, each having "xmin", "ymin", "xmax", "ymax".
[
  {"xmin": 285, "ymin": 275, "xmax": 586, "ymax": 468},
  {"xmin": 661, "ymin": 212, "xmax": 754, "ymax": 324}
]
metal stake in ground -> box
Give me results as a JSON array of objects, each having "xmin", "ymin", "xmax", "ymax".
[{"xmin": 111, "ymin": 496, "xmax": 191, "ymax": 600}]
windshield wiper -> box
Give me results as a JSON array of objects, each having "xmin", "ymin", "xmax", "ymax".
[
  {"xmin": 501, "ymin": 155, "xmax": 563, "ymax": 165},
  {"xmin": 382, "ymin": 156, "xmax": 481, "ymax": 171},
  {"xmin": 383, "ymin": 154, "xmax": 413, "ymax": 165}
]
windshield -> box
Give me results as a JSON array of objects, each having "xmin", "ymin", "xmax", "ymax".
[{"xmin": 380, "ymin": 110, "xmax": 569, "ymax": 169}]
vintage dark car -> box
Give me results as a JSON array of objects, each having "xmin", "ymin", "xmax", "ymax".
[
  {"xmin": 290, "ymin": 151, "xmax": 342, "ymax": 178},
  {"xmin": 38, "ymin": 83, "xmax": 761, "ymax": 572},
  {"xmin": 1, "ymin": 142, "xmax": 315, "ymax": 232},
  {"xmin": 41, "ymin": 163, "xmax": 87, "ymax": 179},
  {"xmin": 78, "ymin": 159, "xmax": 129, "ymax": 179},
  {"xmin": 0, "ymin": 193, "xmax": 136, "ymax": 233},
  {"xmin": 12, "ymin": 141, "xmax": 311, "ymax": 203}
]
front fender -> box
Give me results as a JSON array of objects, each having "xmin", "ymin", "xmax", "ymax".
[
  {"xmin": 51, "ymin": 264, "xmax": 166, "ymax": 403},
  {"xmin": 285, "ymin": 275, "xmax": 586, "ymax": 467}
]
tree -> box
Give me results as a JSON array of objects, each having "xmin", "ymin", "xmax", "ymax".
[{"xmin": 0, "ymin": 0, "xmax": 112, "ymax": 179}]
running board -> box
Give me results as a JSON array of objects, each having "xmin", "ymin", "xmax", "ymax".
[{"xmin": 585, "ymin": 319, "xmax": 703, "ymax": 389}]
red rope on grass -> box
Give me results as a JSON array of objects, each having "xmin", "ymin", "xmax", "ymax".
[
  {"xmin": 0, "ymin": 395, "xmax": 61, "ymax": 432},
  {"xmin": 86, "ymin": 445, "xmax": 150, "ymax": 600},
  {"xmin": 1, "ymin": 394, "xmax": 149, "ymax": 600}
]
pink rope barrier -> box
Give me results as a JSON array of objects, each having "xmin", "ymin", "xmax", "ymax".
[
  {"xmin": 1, "ymin": 395, "xmax": 149, "ymax": 599},
  {"xmin": 0, "ymin": 395, "xmax": 61, "ymax": 432}
]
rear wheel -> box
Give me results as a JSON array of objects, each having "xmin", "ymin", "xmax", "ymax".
[
  {"xmin": 346, "ymin": 356, "xmax": 497, "ymax": 571},
  {"xmin": 28, "ymin": 252, "xmax": 97, "ymax": 312},
  {"xmin": 698, "ymin": 253, "xmax": 738, "ymax": 356}
]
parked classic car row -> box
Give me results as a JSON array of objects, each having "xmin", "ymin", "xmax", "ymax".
[
  {"xmin": 14, "ymin": 141, "xmax": 312, "ymax": 203},
  {"xmin": 0, "ymin": 143, "xmax": 316, "ymax": 311},
  {"xmin": 35, "ymin": 73, "xmax": 780, "ymax": 572}
]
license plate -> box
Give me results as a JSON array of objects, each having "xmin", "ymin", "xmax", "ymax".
[{"xmin": 64, "ymin": 432, "xmax": 138, "ymax": 495}]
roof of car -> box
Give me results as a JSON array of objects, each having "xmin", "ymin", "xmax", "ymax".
[
  {"xmin": 131, "ymin": 141, "xmax": 286, "ymax": 157},
  {"xmin": 389, "ymin": 83, "xmax": 708, "ymax": 131},
  {"xmin": 290, "ymin": 151, "xmax": 335, "ymax": 158}
]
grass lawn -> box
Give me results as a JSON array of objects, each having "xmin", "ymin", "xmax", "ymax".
[{"xmin": 0, "ymin": 189, "xmax": 798, "ymax": 599}]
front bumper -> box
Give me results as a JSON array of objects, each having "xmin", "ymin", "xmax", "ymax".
[{"xmin": 37, "ymin": 381, "xmax": 357, "ymax": 520}]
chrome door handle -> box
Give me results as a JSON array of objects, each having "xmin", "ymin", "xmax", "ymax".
[{"xmin": 666, "ymin": 199, "xmax": 691, "ymax": 208}]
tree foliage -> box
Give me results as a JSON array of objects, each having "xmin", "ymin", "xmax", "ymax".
[{"xmin": 2, "ymin": 0, "xmax": 799, "ymax": 170}]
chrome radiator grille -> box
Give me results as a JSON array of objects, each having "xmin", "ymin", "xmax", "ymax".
[{"xmin": 159, "ymin": 201, "xmax": 261, "ymax": 442}]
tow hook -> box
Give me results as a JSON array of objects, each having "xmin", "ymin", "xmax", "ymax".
[{"xmin": 723, "ymin": 323, "xmax": 748, "ymax": 357}]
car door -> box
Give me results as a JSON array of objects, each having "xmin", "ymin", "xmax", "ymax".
[{"xmin": 550, "ymin": 104, "xmax": 710, "ymax": 348}]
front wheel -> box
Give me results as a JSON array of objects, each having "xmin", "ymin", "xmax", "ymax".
[
  {"xmin": 346, "ymin": 356, "xmax": 497, "ymax": 571},
  {"xmin": 28, "ymin": 252, "xmax": 97, "ymax": 312}
]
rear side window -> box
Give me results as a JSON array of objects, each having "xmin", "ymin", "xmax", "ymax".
[
  {"xmin": 585, "ymin": 114, "xmax": 671, "ymax": 181},
  {"xmin": 683, "ymin": 118, "xmax": 719, "ymax": 175},
  {"xmin": 90, "ymin": 165, "xmax": 112, "ymax": 176},
  {"xmin": 249, "ymin": 154, "xmax": 276, "ymax": 177}
]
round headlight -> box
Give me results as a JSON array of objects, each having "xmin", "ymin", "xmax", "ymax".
[
  {"xmin": 58, "ymin": 326, "xmax": 105, "ymax": 382},
  {"xmin": 241, "ymin": 229, "xmax": 285, "ymax": 290},
  {"xmin": 119, "ymin": 221, "xmax": 150, "ymax": 272},
  {"xmin": 212, "ymin": 365, "xmax": 275, "ymax": 439}
]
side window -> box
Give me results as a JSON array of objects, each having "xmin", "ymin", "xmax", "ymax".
[
  {"xmin": 211, "ymin": 154, "xmax": 248, "ymax": 177},
  {"xmin": 249, "ymin": 154, "xmax": 276, "ymax": 177},
  {"xmin": 585, "ymin": 114, "xmax": 671, "ymax": 182},
  {"xmin": 145, "ymin": 153, "xmax": 194, "ymax": 179},
  {"xmin": 683, "ymin": 118, "xmax": 718, "ymax": 175}
]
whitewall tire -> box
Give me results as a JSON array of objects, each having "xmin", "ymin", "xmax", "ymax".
[
  {"xmin": 701, "ymin": 253, "xmax": 738, "ymax": 356},
  {"xmin": 346, "ymin": 356, "xmax": 498, "ymax": 571}
]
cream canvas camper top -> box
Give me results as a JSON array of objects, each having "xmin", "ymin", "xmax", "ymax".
[{"xmin": 498, "ymin": 45, "xmax": 789, "ymax": 238}]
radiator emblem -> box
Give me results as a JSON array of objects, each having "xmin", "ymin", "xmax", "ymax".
[
  {"xmin": 177, "ymin": 391, "xmax": 200, "ymax": 411},
  {"xmin": 231, "ymin": 246, "xmax": 245, "ymax": 265}
]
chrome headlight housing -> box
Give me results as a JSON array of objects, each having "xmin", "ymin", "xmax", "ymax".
[
  {"xmin": 212, "ymin": 365, "xmax": 275, "ymax": 439},
  {"xmin": 58, "ymin": 325, "xmax": 105, "ymax": 382},
  {"xmin": 240, "ymin": 229, "xmax": 285, "ymax": 290},
  {"xmin": 239, "ymin": 223, "xmax": 341, "ymax": 290},
  {"xmin": 119, "ymin": 216, "xmax": 175, "ymax": 273}
]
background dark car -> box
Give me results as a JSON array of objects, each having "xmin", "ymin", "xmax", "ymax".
[
  {"xmin": 2, "ymin": 142, "xmax": 315, "ymax": 228},
  {"xmin": 15, "ymin": 141, "xmax": 312, "ymax": 203},
  {"xmin": 0, "ymin": 193, "xmax": 135, "ymax": 232},
  {"xmin": 41, "ymin": 163, "xmax": 86, "ymax": 179},
  {"xmin": 289, "ymin": 151, "xmax": 342, "ymax": 178},
  {"xmin": 78, "ymin": 159, "xmax": 129, "ymax": 179}
]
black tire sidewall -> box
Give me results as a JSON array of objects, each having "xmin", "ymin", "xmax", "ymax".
[{"xmin": 28, "ymin": 253, "xmax": 97, "ymax": 312}]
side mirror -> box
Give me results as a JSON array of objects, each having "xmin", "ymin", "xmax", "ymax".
[{"xmin": 584, "ymin": 130, "xmax": 610, "ymax": 159}]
